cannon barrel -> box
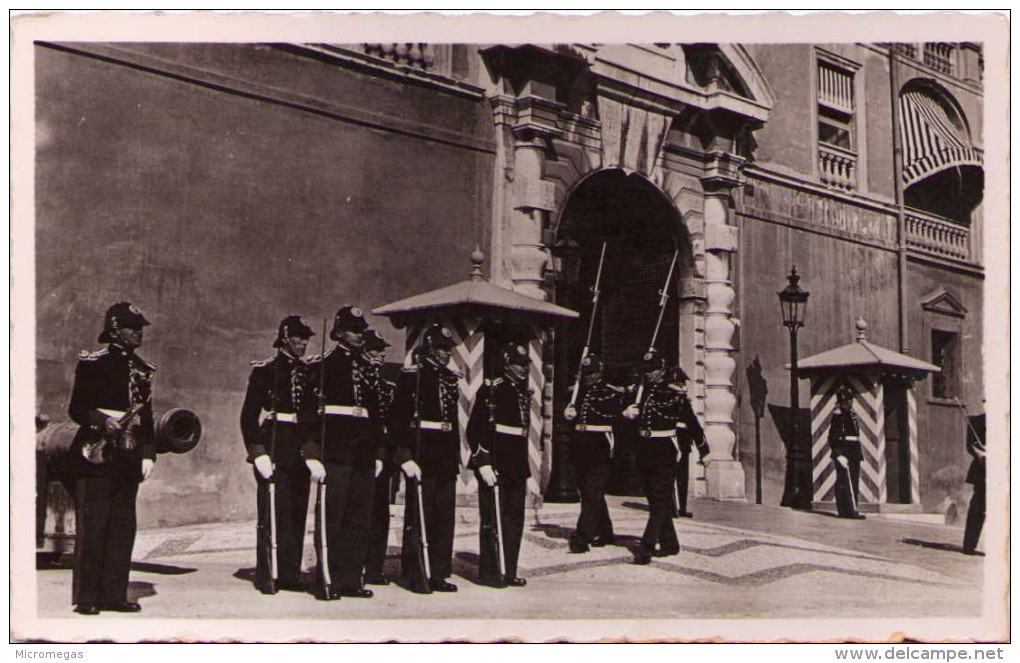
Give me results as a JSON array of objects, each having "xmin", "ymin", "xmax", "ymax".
[{"xmin": 36, "ymin": 408, "xmax": 203, "ymax": 459}]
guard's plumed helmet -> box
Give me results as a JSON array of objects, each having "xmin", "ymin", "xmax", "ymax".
[
  {"xmin": 580, "ymin": 353, "xmax": 605, "ymax": 374},
  {"xmin": 422, "ymin": 323, "xmax": 456, "ymax": 351},
  {"xmin": 502, "ymin": 343, "xmax": 530, "ymax": 367},
  {"xmin": 98, "ymin": 302, "xmax": 150, "ymax": 343},
  {"xmin": 330, "ymin": 305, "xmax": 369, "ymax": 340},
  {"xmin": 640, "ymin": 349, "xmax": 665, "ymax": 374},
  {"xmin": 363, "ymin": 329, "xmax": 391, "ymax": 353},
  {"xmin": 273, "ymin": 315, "xmax": 315, "ymax": 348},
  {"xmin": 836, "ymin": 384, "xmax": 855, "ymax": 406}
]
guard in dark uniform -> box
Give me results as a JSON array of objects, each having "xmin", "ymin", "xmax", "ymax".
[
  {"xmin": 962, "ymin": 412, "xmax": 986, "ymax": 555},
  {"xmin": 391, "ymin": 324, "xmax": 462, "ymax": 593},
  {"xmin": 669, "ymin": 366, "xmax": 709, "ymax": 519},
  {"xmin": 239, "ymin": 315, "xmax": 315, "ymax": 594},
  {"xmin": 829, "ymin": 385, "xmax": 866, "ymax": 520},
  {"xmin": 466, "ymin": 343, "xmax": 532, "ymax": 587},
  {"xmin": 302, "ymin": 305, "xmax": 382, "ymax": 599},
  {"xmin": 362, "ymin": 329, "xmax": 397, "ymax": 585},
  {"xmin": 563, "ymin": 353, "xmax": 624, "ymax": 553},
  {"xmin": 623, "ymin": 350, "xmax": 701, "ymax": 564},
  {"xmin": 67, "ymin": 302, "xmax": 157, "ymax": 615}
]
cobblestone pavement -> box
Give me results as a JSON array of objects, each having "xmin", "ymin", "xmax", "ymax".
[{"xmin": 36, "ymin": 497, "xmax": 982, "ymax": 622}]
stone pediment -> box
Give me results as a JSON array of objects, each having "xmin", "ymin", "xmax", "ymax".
[{"xmin": 921, "ymin": 288, "xmax": 968, "ymax": 318}]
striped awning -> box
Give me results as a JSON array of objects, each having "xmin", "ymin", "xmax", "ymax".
[{"xmin": 899, "ymin": 90, "xmax": 982, "ymax": 186}]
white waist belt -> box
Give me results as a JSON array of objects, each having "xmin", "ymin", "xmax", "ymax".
[
  {"xmin": 495, "ymin": 424, "xmax": 525, "ymax": 436},
  {"xmin": 674, "ymin": 422, "xmax": 688, "ymax": 430},
  {"xmin": 324, "ymin": 405, "xmax": 369, "ymax": 418},
  {"xmin": 419, "ymin": 420, "xmax": 453, "ymax": 432},
  {"xmin": 268, "ymin": 412, "xmax": 298, "ymax": 424},
  {"xmin": 98, "ymin": 408, "xmax": 127, "ymax": 419},
  {"xmin": 641, "ymin": 429, "xmax": 677, "ymax": 439},
  {"xmin": 576, "ymin": 424, "xmax": 613, "ymax": 433},
  {"xmin": 843, "ymin": 436, "xmax": 860, "ymax": 441}
]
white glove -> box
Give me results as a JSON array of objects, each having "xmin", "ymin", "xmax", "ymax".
[
  {"xmin": 563, "ymin": 405, "xmax": 577, "ymax": 421},
  {"xmin": 623, "ymin": 404, "xmax": 640, "ymax": 420},
  {"xmin": 375, "ymin": 459, "xmax": 384, "ymax": 478},
  {"xmin": 102, "ymin": 417, "xmax": 123, "ymax": 435},
  {"xmin": 478, "ymin": 465, "xmax": 497, "ymax": 487},
  {"xmin": 253, "ymin": 454, "xmax": 274, "ymax": 480},
  {"xmin": 141, "ymin": 458, "xmax": 155, "ymax": 481},
  {"xmin": 401, "ymin": 460, "xmax": 422, "ymax": 481},
  {"xmin": 305, "ymin": 459, "xmax": 327, "ymax": 483},
  {"xmin": 836, "ymin": 455, "xmax": 849, "ymax": 469}
]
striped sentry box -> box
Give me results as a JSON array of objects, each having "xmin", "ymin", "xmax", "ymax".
[
  {"xmin": 526, "ymin": 324, "xmax": 546, "ymax": 497},
  {"xmin": 810, "ymin": 372, "xmax": 886, "ymax": 504},
  {"xmin": 906, "ymin": 387, "xmax": 921, "ymax": 504}
]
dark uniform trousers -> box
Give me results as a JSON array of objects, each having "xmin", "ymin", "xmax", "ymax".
[
  {"xmin": 253, "ymin": 428, "xmax": 310, "ymax": 588},
  {"xmin": 402, "ymin": 474, "xmax": 458, "ymax": 580},
  {"xmin": 364, "ymin": 470, "xmax": 394, "ymax": 580},
  {"xmin": 637, "ymin": 452, "xmax": 679, "ymax": 553},
  {"xmin": 477, "ymin": 472, "xmax": 526, "ymax": 580},
  {"xmin": 834, "ymin": 455, "xmax": 862, "ymax": 518},
  {"xmin": 320, "ymin": 457, "xmax": 375, "ymax": 591},
  {"xmin": 963, "ymin": 476, "xmax": 985, "ymax": 553},
  {"xmin": 72, "ymin": 473, "xmax": 139, "ymax": 606},
  {"xmin": 571, "ymin": 432, "xmax": 614, "ymax": 543}
]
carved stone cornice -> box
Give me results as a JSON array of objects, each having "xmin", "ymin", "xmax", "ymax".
[{"xmin": 700, "ymin": 150, "xmax": 747, "ymax": 192}]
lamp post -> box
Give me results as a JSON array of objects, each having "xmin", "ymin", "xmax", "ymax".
[{"xmin": 778, "ymin": 267, "xmax": 811, "ymax": 509}]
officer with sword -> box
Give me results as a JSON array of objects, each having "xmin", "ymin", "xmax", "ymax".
[
  {"xmin": 240, "ymin": 315, "xmax": 315, "ymax": 595},
  {"xmin": 467, "ymin": 342, "xmax": 533, "ymax": 588}
]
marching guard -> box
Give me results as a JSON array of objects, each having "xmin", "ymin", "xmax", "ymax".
[
  {"xmin": 361, "ymin": 329, "xmax": 398, "ymax": 585},
  {"xmin": 67, "ymin": 302, "xmax": 157, "ymax": 614},
  {"xmin": 623, "ymin": 350, "xmax": 701, "ymax": 565},
  {"xmin": 239, "ymin": 315, "xmax": 315, "ymax": 594},
  {"xmin": 669, "ymin": 366, "xmax": 709, "ymax": 519},
  {"xmin": 829, "ymin": 385, "xmax": 866, "ymax": 520},
  {"xmin": 466, "ymin": 343, "xmax": 532, "ymax": 588},
  {"xmin": 391, "ymin": 324, "xmax": 462, "ymax": 593},
  {"xmin": 303, "ymin": 305, "xmax": 383, "ymax": 599},
  {"xmin": 563, "ymin": 353, "xmax": 623, "ymax": 553}
]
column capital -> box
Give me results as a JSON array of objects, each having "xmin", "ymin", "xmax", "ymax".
[{"xmin": 700, "ymin": 150, "xmax": 746, "ymax": 192}]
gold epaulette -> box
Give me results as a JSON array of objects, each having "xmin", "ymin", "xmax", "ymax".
[
  {"xmin": 250, "ymin": 356, "xmax": 274, "ymax": 368},
  {"xmin": 134, "ymin": 355, "xmax": 157, "ymax": 372},
  {"xmin": 402, "ymin": 364, "xmax": 420, "ymax": 373},
  {"xmin": 667, "ymin": 383, "xmax": 688, "ymax": 393},
  {"xmin": 484, "ymin": 377, "xmax": 504, "ymax": 387},
  {"xmin": 78, "ymin": 348, "xmax": 108, "ymax": 361}
]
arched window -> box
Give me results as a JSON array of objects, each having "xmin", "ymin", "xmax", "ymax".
[{"xmin": 899, "ymin": 81, "xmax": 983, "ymax": 224}]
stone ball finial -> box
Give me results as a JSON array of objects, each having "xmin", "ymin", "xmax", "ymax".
[
  {"xmin": 855, "ymin": 317, "xmax": 868, "ymax": 340},
  {"xmin": 470, "ymin": 247, "xmax": 485, "ymax": 280}
]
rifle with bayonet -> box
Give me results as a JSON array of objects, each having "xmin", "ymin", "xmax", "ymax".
[
  {"xmin": 313, "ymin": 318, "xmax": 334, "ymax": 600},
  {"xmin": 630, "ymin": 248, "xmax": 680, "ymax": 410},
  {"xmin": 567, "ymin": 241, "xmax": 608, "ymax": 415}
]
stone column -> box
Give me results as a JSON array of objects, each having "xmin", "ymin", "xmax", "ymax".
[
  {"xmin": 700, "ymin": 153, "xmax": 745, "ymax": 501},
  {"xmin": 509, "ymin": 127, "xmax": 557, "ymax": 300}
]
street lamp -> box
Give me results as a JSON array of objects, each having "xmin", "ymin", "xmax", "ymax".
[{"xmin": 778, "ymin": 266, "xmax": 811, "ymax": 509}]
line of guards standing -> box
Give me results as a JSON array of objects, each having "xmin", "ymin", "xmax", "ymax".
[
  {"xmin": 61, "ymin": 301, "xmax": 713, "ymax": 612},
  {"xmin": 240, "ymin": 306, "xmax": 714, "ymax": 600}
]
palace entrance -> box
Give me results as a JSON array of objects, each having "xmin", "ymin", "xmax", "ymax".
[{"xmin": 550, "ymin": 169, "xmax": 695, "ymax": 497}]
